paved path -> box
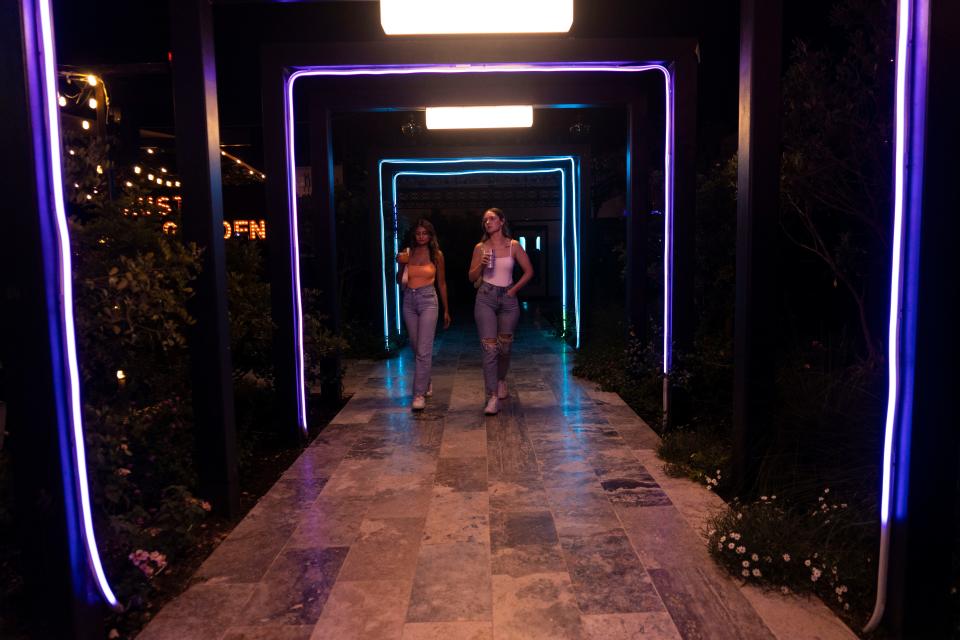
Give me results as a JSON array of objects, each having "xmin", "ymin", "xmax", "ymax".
[{"xmin": 140, "ymin": 320, "xmax": 854, "ymax": 640}]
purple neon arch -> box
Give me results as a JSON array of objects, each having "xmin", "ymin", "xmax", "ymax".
[
  {"xmin": 32, "ymin": 0, "xmax": 119, "ymax": 609},
  {"xmin": 864, "ymin": 0, "xmax": 926, "ymax": 631},
  {"xmin": 284, "ymin": 61, "xmax": 676, "ymax": 431}
]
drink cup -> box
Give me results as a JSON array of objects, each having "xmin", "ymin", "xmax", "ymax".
[
  {"xmin": 398, "ymin": 248, "xmax": 410, "ymax": 264},
  {"xmin": 483, "ymin": 248, "xmax": 495, "ymax": 273}
]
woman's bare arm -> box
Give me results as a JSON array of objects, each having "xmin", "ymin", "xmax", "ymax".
[
  {"xmin": 507, "ymin": 240, "xmax": 534, "ymax": 296},
  {"xmin": 467, "ymin": 242, "xmax": 485, "ymax": 282},
  {"xmin": 436, "ymin": 251, "xmax": 452, "ymax": 328}
]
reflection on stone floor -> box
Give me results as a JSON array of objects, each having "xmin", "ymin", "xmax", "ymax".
[{"xmin": 139, "ymin": 320, "xmax": 849, "ymax": 640}]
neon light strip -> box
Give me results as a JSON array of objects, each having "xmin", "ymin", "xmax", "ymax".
[
  {"xmin": 865, "ymin": 0, "xmax": 917, "ymax": 631},
  {"xmin": 285, "ymin": 62, "xmax": 674, "ymax": 427},
  {"xmin": 392, "ymin": 170, "xmax": 565, "ymax": 327},
  {"xmin": 36, "ymin": 0, "xmax": 119, "ymax": 608},
  {"xmin": 378, "ymin": 156, "xmax": 576, "ymax": 343}
]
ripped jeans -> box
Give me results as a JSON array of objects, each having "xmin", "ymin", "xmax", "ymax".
[{"xmin": 474, "ymin": 282, "xmax": 520, "ymax": 396}]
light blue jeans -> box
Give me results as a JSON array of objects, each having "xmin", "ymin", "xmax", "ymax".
[
  {"xmin": 474, "ymin": 282, "xmax": 520, "ymax": 396},
  {"xmin": 402, "ymin": 285, "xmax": 438, "ymax": 396}
]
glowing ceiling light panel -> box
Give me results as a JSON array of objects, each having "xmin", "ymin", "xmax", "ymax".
[
  {"xmin": 286, "ymin": 62, "xmax": 674, "ymax": 430},
  {"xmin": 380, "ymin": 0, "xmax": 573, "ymax": 35},
  {"xmin": 425, "ymin": 105, "xmax": 533, "ymax": 130},
  {"xmin": 33, "ymin": 0, "xmax": 119, "ymax": 609}
]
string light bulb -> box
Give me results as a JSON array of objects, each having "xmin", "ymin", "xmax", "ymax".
[
  {"xmin": 81, "ymin": 120, "xmax": 90, "ymax": 130},
  {"xmin": 147, "ymin": 173, "xmax": 154, "ymax": 181},
  {"xmin": 165, "ymin": 180, "xmax": 172, "ymax": 187},
  {"xmin": 96, "ymin": 165, "xmax": 103, "ymax": 175},
  {"xmin": 160, "ymin": 167, "xmax": 167, "ymax": 173},
  {"xmin": 124, "ymin": 181, "xmax": 133, "ymax": 187},
  {"xmin": 86, "ymin": 74, "xmax": 97, "ymax": 86},
  {"xmin": 116, "ymin": 370, "xmax": 126, "ymax": 381},
  {"xmin": 58, "ymin": 94, "xmax": 66, "ymax": 107},
  {"xmin": 88, "ymin": 97, "xmax": 97, "ymax": 110},
  {"xmin": 133, "ymin": 166, "xmax": 141, "ymax": 174},
  {"xmin": 156, "ymin": 178, "xmax": 163, "ymax": 185},
  {"xmin": 146, "ymin": 148, "xmax": 154, "ymax": 155},
  {"xmin": 174, "ymin": 181, "xmax": 181, "ymax": 187}
]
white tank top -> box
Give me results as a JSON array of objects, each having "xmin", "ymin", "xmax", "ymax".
[{"xmin": 483, "ymin": 241, "xmax": 515, "ymax": 287}]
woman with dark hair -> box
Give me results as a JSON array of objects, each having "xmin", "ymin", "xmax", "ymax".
[
  {"xmin": 467, "ymin": 207, "xmax": 534, "ymax": 415},
  {"xmin": 397, "ymin": 219, "xmax": 451, "ymax": 411}
]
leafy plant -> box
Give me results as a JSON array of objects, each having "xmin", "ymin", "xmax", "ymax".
[{"xmin": 707, "ymin": 489, "xmax": 877, "ymax": 629}]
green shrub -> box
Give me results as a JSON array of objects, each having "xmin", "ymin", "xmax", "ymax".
[
  {"xmin": 658, "ymin": 426, "xmax": 730, "ymax": 490},
  {"xmin": 707, "ymin": 489, "xmax": 877, "ymax": 628}
]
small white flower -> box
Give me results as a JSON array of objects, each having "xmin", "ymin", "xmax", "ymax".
[
  {"xmin": 844, "ymin": 603, "xmax": 850, "ymax": 610},
  {"xmin": 781, "ymin": 586, "xmax": 790, "ymax": 595},
  {"xmin": 728, "ymin": 543, "xmax": 736, "ymax": 549},
  {"xmin": 760, "ymin": 495, "xmax": 768, "ymax": 501},
  {"xmin": 708, "ymin": 529, "xmax": 717, "ymax": 537},
  {"xmin": 736, "ymin": 546, "xmax": 746, "ymax": 554},
  {"xmin": 752, "ymin": 568, "xmax": 762, "ymax": 577},
  {"xmin": 736, "ymin": 513, "xmax": 743, "ymax": 520},
  {"xmin": 782, "ymin": 554, "xmax": 791, "ymax": 562},
  {"xmin": 824, "ymin": 488, "xmax": 830, "ymax": 494},
  {"xmin": 804, "ymin": 559, "xmax": 812, "ymax": 567},
  {"xmin": 719, "ymin": 536, "xmax": 727, "ymax": 543},
  {"xmin": 742, "ymin": 569, "xmax": 750, "ymax": 577},
  {"xmin": 730, "ymin": 532, "xmax": 741, "ymax": 541},
  {"xmin": 771, "ymin": 495, "xmax": 777, "ymax": 500},
  {"xmin": 811, "ymin": 567, "xmax": 822, "ymax": 582},
  {"xmin": 751, "ymin": 553, "xmax": 759, "ymax": 562},
  {"xmin": 742, "ymin": 560, "xmax": 750, "ymax": 568}
]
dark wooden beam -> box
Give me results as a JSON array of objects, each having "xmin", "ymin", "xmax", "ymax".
[
  {"xmin": 625, "ymin": 97, "xmax": 650, "ymax": 340},
  {"xmin": 308, "ymin": 93, "xmax": 342, "ymax": 403},
  {"xmin": 261, "ymin": 52, "xmax": 304, "ymax": 443},
  {"xmin": 732, "ymin": 0, "xmax": 783, "ymax": 491},
  {"xmin": 170, "ymin": 0, "xmax": 240, "ymax": 517},
  {"xmin": 2, "ymin": 1, "xmax": 104, "ymax": 634}
]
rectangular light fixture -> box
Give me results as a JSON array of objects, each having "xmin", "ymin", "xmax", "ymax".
[
  {"xmin": 425, "ymin": 105, "xmax": 533, "ymax": 129},
  {"xmin": 380, "ymin": 0, "xmax": 573, "ymax": 35}
]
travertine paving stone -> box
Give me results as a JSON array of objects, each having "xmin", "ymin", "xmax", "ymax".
[{"xmin": 140, "ymin": 321, "xmax": 845, "ymax": 640}]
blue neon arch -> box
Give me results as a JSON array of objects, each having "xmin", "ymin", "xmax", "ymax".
[{"xmin": 378, "ymin": 156, "xmax": 581, "ymax": 348}]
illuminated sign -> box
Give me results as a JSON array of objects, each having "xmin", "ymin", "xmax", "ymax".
[{"xmin": 161, "ymin": 219, "xmax": 267, "ymax": 240}]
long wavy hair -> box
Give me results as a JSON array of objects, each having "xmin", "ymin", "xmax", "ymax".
[
  {"xmin": 479, "ymin": 207, "xmax": 512, "ymax": 243},
  {"xmin": 403, "ymin": 218, "xmax": 441, "ymax": 265}
]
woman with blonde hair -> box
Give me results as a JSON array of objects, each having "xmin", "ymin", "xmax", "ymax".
[{"xmin": 467, "ymin": 207, "xmax": 534, "ymax": 415}]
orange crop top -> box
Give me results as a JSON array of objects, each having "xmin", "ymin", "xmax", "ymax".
[{"xmin": 406, "ymin": 261, "xmax": 437, "ymax": 289}]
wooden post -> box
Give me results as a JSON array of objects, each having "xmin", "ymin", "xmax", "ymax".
[
  {"xmin": 625, "ymin": 97, "xmax": 650, "ymax": 342},
  {"xmin": 170, "ymin": 0, "xmax": 240, "ymax": 517},
  {"xmin": 732, "ymin": 0, "xmax": 783, "ymax": 492},
  {"xmin": 261, "ymin": 56, "xmax": 304, "ymax": 444},
  {"xmin": 308, "ymin": 93, "xmax": 342, "ymax": 403}
]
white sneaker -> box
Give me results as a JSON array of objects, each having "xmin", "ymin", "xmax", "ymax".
[
  {"xmin": 484, "ymin": 395, "xmax": 499, "ymax": 415},
  {"xmin": 425, "ymin": 382, "xmax": 433, "ymax": 398},
  {"xmin": 497, "ymin": 380, "xmax": 509, "ymax": 399},
  {"xmin": 412, "ymin": 395, "xmax": 426, "ymax": 411}
]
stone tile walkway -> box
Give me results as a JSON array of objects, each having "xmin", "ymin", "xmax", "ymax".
[{"xmin": 140, "ymin": 320, "xmax": 855, "ymax": 640}]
